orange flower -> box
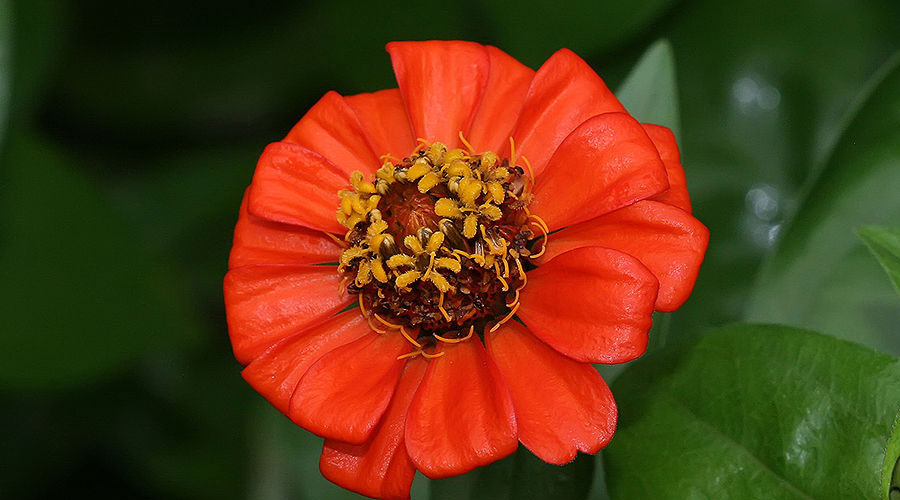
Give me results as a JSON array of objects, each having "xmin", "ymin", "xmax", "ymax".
[{"xmin": 224, "ymin": 41, "xmax": 708, "ymax": 500}]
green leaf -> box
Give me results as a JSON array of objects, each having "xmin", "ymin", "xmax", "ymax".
[
  {"xmin": 604, "ymin": 324, "xmax": 900, "ymax": 500},
  {"xmin": 0, "ymin": 0, "xmax": 11, "ymax": 142},
  {"xmin": 0, "ymin": 131, "xmax": 200, "ymax": 389},
  {"xmin": 746, "ymin": 52, "xmax": 900, "ymax": 355},
  {"xmin": 615, "ymin": 39, "xmax": 681, "ymax": 140},
  {"xmin": 858, "ymin": 226, "xmax": 900, "ymax": 297},
  {"xmin": 430, "ymin": 447, "xmax": 594, "ymax": 500},
  {"xmin": 482, "ymin": 0, "xmax": 675, "ymax": 67}
]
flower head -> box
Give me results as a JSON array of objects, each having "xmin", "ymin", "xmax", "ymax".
[{"xmin": 224, "ymin": 41, "xmax": 708, "ymax": 499}]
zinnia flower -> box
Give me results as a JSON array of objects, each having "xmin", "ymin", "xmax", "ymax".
[{"xmin": 224, "ymin": 40, "xmax": 708, "ymax": 499}]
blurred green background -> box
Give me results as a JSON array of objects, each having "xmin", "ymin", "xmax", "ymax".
[{"xmin": 2, "ymin": 0, "xmax": 899, "ymax": 498}]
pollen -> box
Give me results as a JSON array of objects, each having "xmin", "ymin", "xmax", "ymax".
[{"xmin": 335, "ymin": 139, "xmax": 542, "ymax": 351}]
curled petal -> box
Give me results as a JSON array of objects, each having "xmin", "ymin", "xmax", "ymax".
[
  {"xmin": 290, "ymin": 331, "xmax": 410, "ymax": 444},
  {"xmin": 320, "ymin": 357, "xmax": 427, "ymax": 500},
  {"xmin": 248, "ymin": 142, "xmax": 348, "ymax": 233},
  {"xmin": 224, "ymin": 265, "xmax": 352, "ymax": 365},
  {"xmin": 511, "ymin": 48, "xmax": 625, "ymax": 177},
  {"xmin": 405, "ymin": 338, "xmax": 517, "ymax": 478},
  {"xmin": 539, "ymin": 200, "xmax": 709, "ymax": 312},
  {"xmin": 283, "ymin": 91, "xmax": 380, "ymax": 176},
  {"xmin": 486, "ymin": 322, "xmax": 616, "ymax": 464},
  {"xmin": 643, "ymin": 124, "xmax": 692, "ymax": 213},
  {"xmin": 229, "ymin": 189, "xmax": 342, "ymax": 268},
  {"xmin": 242, "ymin": 310, "xmax": 370, "ymax": 414},
  {"xmin": 530, "ymin": 112, "xmax": 669, "ymax": 231},
  {"xmin": 345, "ymin": 88, "xmax": 416, "ymax": 161},
  {"xmin": 518, "ymin": 247, "xmax": 659, "ymax": 364},
  {"xmin": 387, "ymin": 41, "xmax": 490, "ymax": 146},
  {"xmin": 467, "ymin": 46, "xmax": 534, "ymax": 153}
]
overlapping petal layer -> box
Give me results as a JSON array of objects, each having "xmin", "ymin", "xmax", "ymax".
[
  {"xmin": 283, "ymin": 91, "xmax": 380, "ymax": 176},
  {"xmin": 345, "ymin": 89, "xmax": 416, "ymax": 162},
  {"xmin": 242, "ymin": 310, "xmax": 370, "ymax": 414},
  {"xmin": 467, "ymin": 46, "xmax": 534, "ymax": 153},
  {"xmin": 405, "ymin": 339, "xmax": 518, "ymax": 478},
  {"xmin": 643, "ymin": 124, "xmax": 692, "ymax": 213},
  {"xmin": 388, "ymin": 41, "xmax": 489, "ymax": 147},
  {"xmin": 320, "ymin": 357, "xmax": 427, "ymax": 500},
  {"xmin": 511, "ymin": 48, "xmax": 626, "ymax": 177},
  {"xmin": 539, "ymin": 200, "xmax": 709, "ymax": 311},
  {"xmin": 518, "ymin": 246, "xmax": 659, "ymax": 364},
  {"xmin": 247, "ymin": 141, "xmax": 348, "ymax": 233},
  {"xmin": 530, "ymin": 112, "xmax": 669, "ymax": 231},
  {"xmin": 487, "ymin": 322, "xmax": 617, "ymax": 464},
  {"xmin": 290, "ymin": 331, "xmax": 411, "ymax": 444},
  {"xmin": 229, "ymin": 190, "xmax": 342, "ymax": 268},
  {"xmin": 224, "ymin": 265, "xmax": 352, "ymax": 365}
]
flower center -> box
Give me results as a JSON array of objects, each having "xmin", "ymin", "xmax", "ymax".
[{"xmin": 336, "ymin": 138, "xmax": 548, "ymax": 353}]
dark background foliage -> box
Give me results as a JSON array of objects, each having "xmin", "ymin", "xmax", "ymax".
[{"xmin": 1, "ymin": 0, "xmax": 899, "ymax": 498}]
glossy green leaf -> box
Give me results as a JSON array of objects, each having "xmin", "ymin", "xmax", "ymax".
[
  {"xmin": 0, "ymin": 131, "xmax": 200, "ymax": 389},
  {"xmin": 430, "ymin": 447, "xmax": 594, "ymax": 500},
  {"xmin": 858, "ymin": 226, "xmax": 900, "ymax": 297},
  {"xmin": 482, "ymin": 0, "xmax": 674, "ymax": 67},
  {"xmin": 746, "ymin": 52, "xmax": 900, "ymax": 355},
  {"xmin": 605, "ymin": 324, "xmax": 900, "ymax": 500},
  {"xmin": 660, "ymin": 0, "xmax": 900, "ymax": 341},
  {"xmin": 615, "ymin": 39, "xmax": 681, "ymax": 140}
]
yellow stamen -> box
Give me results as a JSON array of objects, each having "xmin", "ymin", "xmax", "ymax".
[
  {"xmin": 397, "ymin": 349, "xmax": 424, "ymax": 360},
  {"xmin": 438, "ymin": 291, "xmax": 451, "ymax": 322},
  {"xmin": 387, "ymin": 254, "xmax": 415, "ymax": 269},
  {"xmin": 421, "ymin": 350, "xmax": 445, "ymax": 359},
  {"xmin": 505, "ymin": 289, "xmax": 520, "ymax": 307},
  {"xmin": 400, "ymin": 326, "xmax": 422, "ymax": 348},
  {"xmin": 418, "ymin": 172, "xmax": 441, "ymax": 193},
  {"xmin": 395, "ymin": 270, "xmax": 421, "ymax": 288},
  {"xmin": 426, "ymin": 232, "xmax": 445, "ymax": 253},
  {"xmin": 427, "ymin": 272, "xmax": 453, "ymax": 293},
  {"xmin": 522, "ymin": 155, "xmax": 536, "ymax": 184},
  {"xmin": 490, "ymin": 301, "xmax": 520, "ymax": 332},
  {"xmin": 422, "ymin": 252, "xmax": 436, "ymax": 279},
  {"xmin": 374, "ymin": 313, "xmax": 402, "ymax": 329},
  {"xmin": 434, "ymin": 326, "xmax": 474, "ymax": 344},
  {"xmin": 458, "ymin": 131, "xmax": 475, "ymax": 154},
  {"xmin": 493, "ymin": 261, "xmax": 509, "ymax": 291},
  {"xmin": 324, "ymin": 231, "xmax": 346, "ymax": 247},
  {"xmin": 463, "ymin": 214, "xmax": 478, "ymax": 238},
  {"xmin": 435, "ymin": 198, "xmax": 463, "ymax": 218}
]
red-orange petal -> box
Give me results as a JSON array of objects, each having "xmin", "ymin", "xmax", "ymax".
[
  {"xmin": 345, "ymin": 88, "xmax": 416, "ymax": 161},
  {"xmin": 241, "ymin": 310, "xmax": 370, "ymax": 414},
  {"xmin": 223, "ymin": 265, "xmax": 352, "ymax": 365},
  {"xmin": 283, "ymin": 91, "xmax": 380, "ymax": 176},
  {"xmin": 290, "ymin": 331, "xmax": 410, "ymax": 444},
  {"xmin": 530, "ymin": 112, "xmax": 669, "ymax": 232},
  {"xmin": 486, "ymin": 322, "xmax": 616, "ymax": 464},
  {"xmin": 229, "ymin": 189, "xmax": 343, "ymax": 268},
  {"xmin": 643, "ymin": 123, "xmax": 692, "ymax": 213},
  {"xmin": 511, "ymin": 48, "xmax": 625, "ymax": 178},
  {"xmin": 247, "ymin": 141, "xmax": 347, "ymax": 234},
  {"xmin": 387, "ymin": 41, "xmax": 490, "ymax": 147},
  {"xmin": 405, "ymin": 338, "xmax": 517, "ymax": 479},
  {"xmin": 518, "ymin": 247, "xmax": 659, "ymax": 364},
  {"xmin": 467, "ymin": 45, "xmax": 534, "ymax": 153},
  {"xmin": 320, "ymin": 357, "xmax": 427, "ymax": 500},
  {"xmin": 539, "ymin": 200, "xmax": 709, "ymax": 312}
]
